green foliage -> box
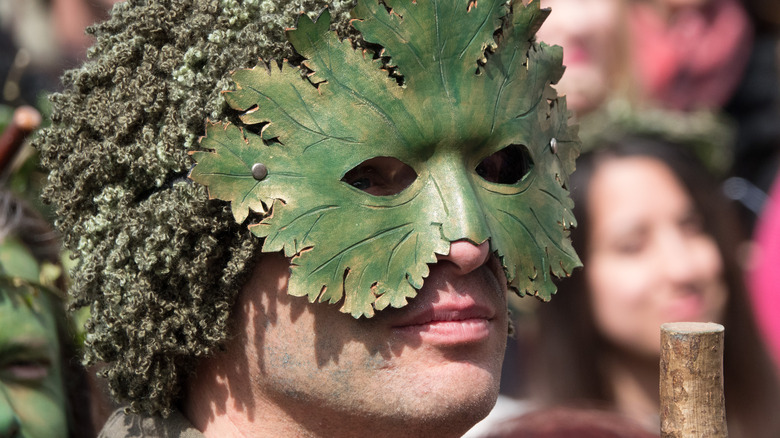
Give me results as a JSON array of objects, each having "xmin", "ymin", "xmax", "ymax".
[{"xmin": 191, "ymin": 0, "xmax": 581, "ymax": 318}]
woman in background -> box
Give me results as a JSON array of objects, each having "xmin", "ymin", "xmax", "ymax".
[{"xmin": 524, "ymin": 137, "xmax": 780, "ymax": 438}]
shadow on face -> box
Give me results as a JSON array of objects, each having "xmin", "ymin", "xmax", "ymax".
[{"xmin": 193, "ymin": 246, "xmax": 508, "ymax": 437}]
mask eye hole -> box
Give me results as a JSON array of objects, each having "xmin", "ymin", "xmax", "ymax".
[
  {"xmin": 342, "ymin": 157, "xmax": 417, "ymax": 196},
  {"xmin": 475, "ymin": 144, "xmax": 533, "ymax": 184}
]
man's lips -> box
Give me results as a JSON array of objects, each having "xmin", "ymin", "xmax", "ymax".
[
  {"xmin": 386, "ymin": 250, "xmax": 506, "ymax": 346},
  {"xmin": 390, "ymin": 301, "xmax": 497, "ymax": 345},
  {"xmin": 392, "ymin": 303, "xmax": 495, "ymax": 327}
]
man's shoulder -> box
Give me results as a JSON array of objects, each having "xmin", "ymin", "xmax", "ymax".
[{"xmin": 99, "ymin": 407, "xmax": 205, "ymax": 438}]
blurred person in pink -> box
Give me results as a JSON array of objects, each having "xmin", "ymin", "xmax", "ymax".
[
  {"xmin": 536, "ymin": 0, "xmax": 752, "ymax": 115},
  {"xmin": 629, "ymin": 0, "xmax": 753, "ymax": 110},
  {"xmin": 749, "ymin": 175, "xmax": 780, "ymax": 370}
]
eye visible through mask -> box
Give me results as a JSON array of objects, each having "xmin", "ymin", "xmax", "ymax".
[
  {"xmin": 475, "ymin": 144, "xmax": 534, "ymax": 185},
  {"xmin": 342, "ymin": 156, "xmax": 418, "ymax": 196}
]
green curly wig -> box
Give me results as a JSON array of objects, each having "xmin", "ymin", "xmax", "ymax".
[{"xmin": 36, "ymin": 0, "xmax": 358, "ymax": 416}]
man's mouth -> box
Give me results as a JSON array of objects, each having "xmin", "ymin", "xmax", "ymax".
[{"xmin": 391, "ymin": 301, "xmax": 496, "ymax": 346}]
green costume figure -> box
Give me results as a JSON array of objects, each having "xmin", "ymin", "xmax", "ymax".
[
  {"xmin": 37, "ymin": 0, "xmax": 579, "ymax": 436},
  {"xmin": 0, "ymin": 242, "xmax": 68, "ymax": 438},
  {"xmin": 0, "ymin": 192, "xmax": 93, "ymax": 438}
]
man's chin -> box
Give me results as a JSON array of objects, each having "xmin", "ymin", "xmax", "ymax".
[
  {"xmin": 307, "ymin": 362, "xmax": 501, "ymax": 438},
  {"xmin": 403, "ymin": 358, "xmax": 501, "ymax": 414},
  {"xmin": 405, "ymin": 369, "xmax": 501, "ymax": 437}
]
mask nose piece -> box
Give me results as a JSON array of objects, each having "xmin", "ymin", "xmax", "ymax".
[{"xmin": 435, "ymin": 157, "xmax": 491, "ymax": 245}]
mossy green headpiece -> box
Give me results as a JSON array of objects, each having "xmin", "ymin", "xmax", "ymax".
[{"xmin": 191, "ymin": 0, "xmax": 581, "ymax": 318}]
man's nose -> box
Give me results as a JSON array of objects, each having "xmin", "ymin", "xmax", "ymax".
[
  {"xmin": 0, "ymin": 388, "xmax": 21, "ymax": 438},
  {"xmin": 436, "ymin": 240, "xmax": 491, "ymax": 275}
]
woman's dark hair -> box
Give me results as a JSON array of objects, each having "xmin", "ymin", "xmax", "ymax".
[
  {"xmin": 0, "ymin": 190, "xmax": 94, "ymax": 438},
  {"xmin": 524, "ymin": 136, "xmax": 780, "ymax": 438}
]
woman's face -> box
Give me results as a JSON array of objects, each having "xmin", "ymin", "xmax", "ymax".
[
  {"xmin": 585, "ymin": 157, "xmax": 728, "ymax": 357},
  {"xmin": 537, "ymin": 0, "xmax": 624, "ymax": 115}
]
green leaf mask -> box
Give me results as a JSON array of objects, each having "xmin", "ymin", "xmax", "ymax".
[{"xmin": 190, "ymin": 0, "xmax": 582, "ymax": 318}]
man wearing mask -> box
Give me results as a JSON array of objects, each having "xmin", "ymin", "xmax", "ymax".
[{"xmin": 36, "ymin": 0, "xmax": 580, "ymax": 436}]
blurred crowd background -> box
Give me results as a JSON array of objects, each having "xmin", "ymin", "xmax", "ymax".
[{"xmin": 2, "ymin": 0, "xmax": 780, "ymax": 437}]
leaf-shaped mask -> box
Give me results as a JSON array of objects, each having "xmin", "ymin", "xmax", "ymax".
[{"xmin": 190, "ymin": 0, "xmax": 582, "ymax": 318}]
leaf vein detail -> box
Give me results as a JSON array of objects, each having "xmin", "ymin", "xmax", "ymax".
[
  {"xmin": 311, "ymin": 222, "xmax": 411, "ymax": 275},
  {"xmin": 387, "ymin": 227, "xmax": 416, "ymax": 276},
  {"xmin": 529, "ymin": 206, "xmax": 567, "ymax": 254}
]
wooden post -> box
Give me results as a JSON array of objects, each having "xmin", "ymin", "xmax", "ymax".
[{"xmin": 660, "ymin": 322, "xmax": 727, "ymax": 437}]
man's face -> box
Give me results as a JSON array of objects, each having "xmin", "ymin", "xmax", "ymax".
[
  {"xmin": 187, "ymin": 2, "xmax": 577, "ymax": 433},
  {"xmin": 230, "ymin": 241, "xmax": 507, "ymax": 437}
]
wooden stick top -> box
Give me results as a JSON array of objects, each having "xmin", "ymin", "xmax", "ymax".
[{"xmin": 661, "ymin": 322, "xmax": 724, "ymax": 334}]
